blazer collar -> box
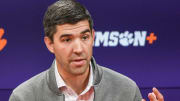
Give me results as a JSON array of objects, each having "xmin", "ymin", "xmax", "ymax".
[
  {"xmin": 91, "ymin": 57, "xmax": 103, "ymax": 86},
  {"xmin": 47, "ymin": 60, "xmax": 62, "ymax": 95}
]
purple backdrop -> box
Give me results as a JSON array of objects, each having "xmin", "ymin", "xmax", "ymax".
[{"xmin": 0, "ymin": 0, "xmax": 180, "ymax": 100}]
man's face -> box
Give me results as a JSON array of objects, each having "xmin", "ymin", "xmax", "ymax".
[{"xmin": 45, "ymin": 20, "xmax": 94, "ymax": 76}]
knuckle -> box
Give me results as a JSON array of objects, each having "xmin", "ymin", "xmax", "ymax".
[{"xmin": 159, "ymin": 95, "xmax": 164, "ymax": 100}]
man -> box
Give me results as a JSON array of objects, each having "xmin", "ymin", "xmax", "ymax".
[{"xmin": 9, "ymin": 0, "xmax": 164, "ymax": 101}]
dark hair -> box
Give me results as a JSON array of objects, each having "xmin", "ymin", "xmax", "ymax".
[{"xmin": 43, "ymin": 0, "xmax": 94, "ymax": 41}]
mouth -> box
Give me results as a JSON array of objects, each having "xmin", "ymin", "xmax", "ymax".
[{"xmin": 71, "ymin": 59, "xmax": 86, "ymax": 67}]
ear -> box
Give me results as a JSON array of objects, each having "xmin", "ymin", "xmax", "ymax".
[
  {"xmin": 44, "ymin": 36, "xmax": 54, "ymax": 53},
  {"xmin": 92, "ymin": 29, "xmax": 95, "ymax": 44}
]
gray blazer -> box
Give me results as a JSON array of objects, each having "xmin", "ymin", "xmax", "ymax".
[{"xmin": 9, "ymin": 57, "xmax": 142, "ymax": 101}]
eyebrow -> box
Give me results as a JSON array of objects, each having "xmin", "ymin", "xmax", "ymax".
[
  {"xmin": 59, "ymin": 29, "xmax": 91, "ymax": 39},
  {"xmin": 59, "ymin": 34, "xmax": 72, "ymax": 39},
  {"xmin": 80, "ymin": 29, "xmax": 91, "ymax": 35}
]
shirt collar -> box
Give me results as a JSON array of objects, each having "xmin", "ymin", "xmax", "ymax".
[
  {"xmin": 55, "ymin": 60, "xmax": 94, "ymax": 92},
  {"xmin": 55, "ymin": 60, "xmax": 66, "ymax": 88}
]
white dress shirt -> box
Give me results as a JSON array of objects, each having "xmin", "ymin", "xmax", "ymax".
[{"xmin": 55, "ymin": 60, "xmax": 94, "ymax": 101}]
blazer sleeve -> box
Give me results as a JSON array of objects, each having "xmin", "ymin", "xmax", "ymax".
[
  {"xmin": 134, "ymin": 86, "xmax": 142, "ymax": 101},
  {"xmin": 9, "ymin": 92, "xmax": 19, "ymax": 101}
]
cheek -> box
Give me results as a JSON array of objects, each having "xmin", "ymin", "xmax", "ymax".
[
  {"xmin": 85, "ymin": 40, "xmax": 93, "ymax": 55},
  {"xmin": 88, "ymin": 40, "xmax": 94, "ymax": 49},
  {"xmin": 54, "ymin": 45, "xmax": 69, "ymax": 57}
]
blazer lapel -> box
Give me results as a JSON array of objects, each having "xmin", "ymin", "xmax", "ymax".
[{"xmin": 47, "ymin": 60, "xmax": 63, "ymax": 95}]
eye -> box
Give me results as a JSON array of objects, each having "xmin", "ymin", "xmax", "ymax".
[
  {"xmin": 65, "ymin": 38, "xmax": 71, "ymax": 42},
  {"xmin": 62, "ymin": 38, "xmax": 71, "ymax": 42},
  {"xmin": 82, "ymin": 35, "xmax": 89, "ymax": 40}
]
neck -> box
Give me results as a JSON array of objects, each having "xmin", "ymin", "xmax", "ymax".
[{"xmin": 58, "ymin": 66, "xmax": 90, "ymax": 95}]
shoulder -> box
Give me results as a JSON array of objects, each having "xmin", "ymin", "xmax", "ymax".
[
  {"xmin": 94, "ymin": 65, "xmax": 142, "ymax": 101},
  {"xmin": 98, "ymin": 65, "xmax": 137, "ymax": 89},
  {"xmin": 10, "ymin": 69, "xmax": 49, "ymax": 100},
  {"xmin": 14, "ymin": 69, "xmax": 48, "ymax": 91}
]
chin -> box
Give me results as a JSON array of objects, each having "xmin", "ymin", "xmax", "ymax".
[{"xmin": 70, "ymin": 65, "xmax": 89, "ymax": 75}]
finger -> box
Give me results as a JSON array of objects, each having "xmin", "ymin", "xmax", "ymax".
[
  {"xmin": 153, "ymin": 87, "xmax": 164, "ymax": 101},
  {"xmin": 0, "ymin": 28, "xmax": 5, "ymax": 38},
  {"xmin": 148, "ymin": 93, "xmax": 157, "ymax": 101},
  {"xmin": 142, "ymin": 99, "xmax": 146, "ymax": 101}
]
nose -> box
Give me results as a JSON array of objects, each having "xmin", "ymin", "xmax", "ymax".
[{"xmin": 73, "ymin": 39, "xmax": 83, "ymax": 55}]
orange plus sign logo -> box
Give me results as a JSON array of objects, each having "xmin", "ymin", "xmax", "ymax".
[
  {"xmin": 146, "ymin": 32, "xmax": 157, "ymax": 44},
  {"xmin": 0, "ymin": 28, "xmax": 7, "ymax": 51}
]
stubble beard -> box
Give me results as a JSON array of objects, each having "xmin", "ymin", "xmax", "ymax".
[{"xmin": 68, "ymin": 59, "xmax": 90, "ymax": 76}]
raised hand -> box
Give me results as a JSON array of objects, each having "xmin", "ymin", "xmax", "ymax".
[{"xmin": 142, "ymin": 87, "xmax": 164, "ymax": 101}]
